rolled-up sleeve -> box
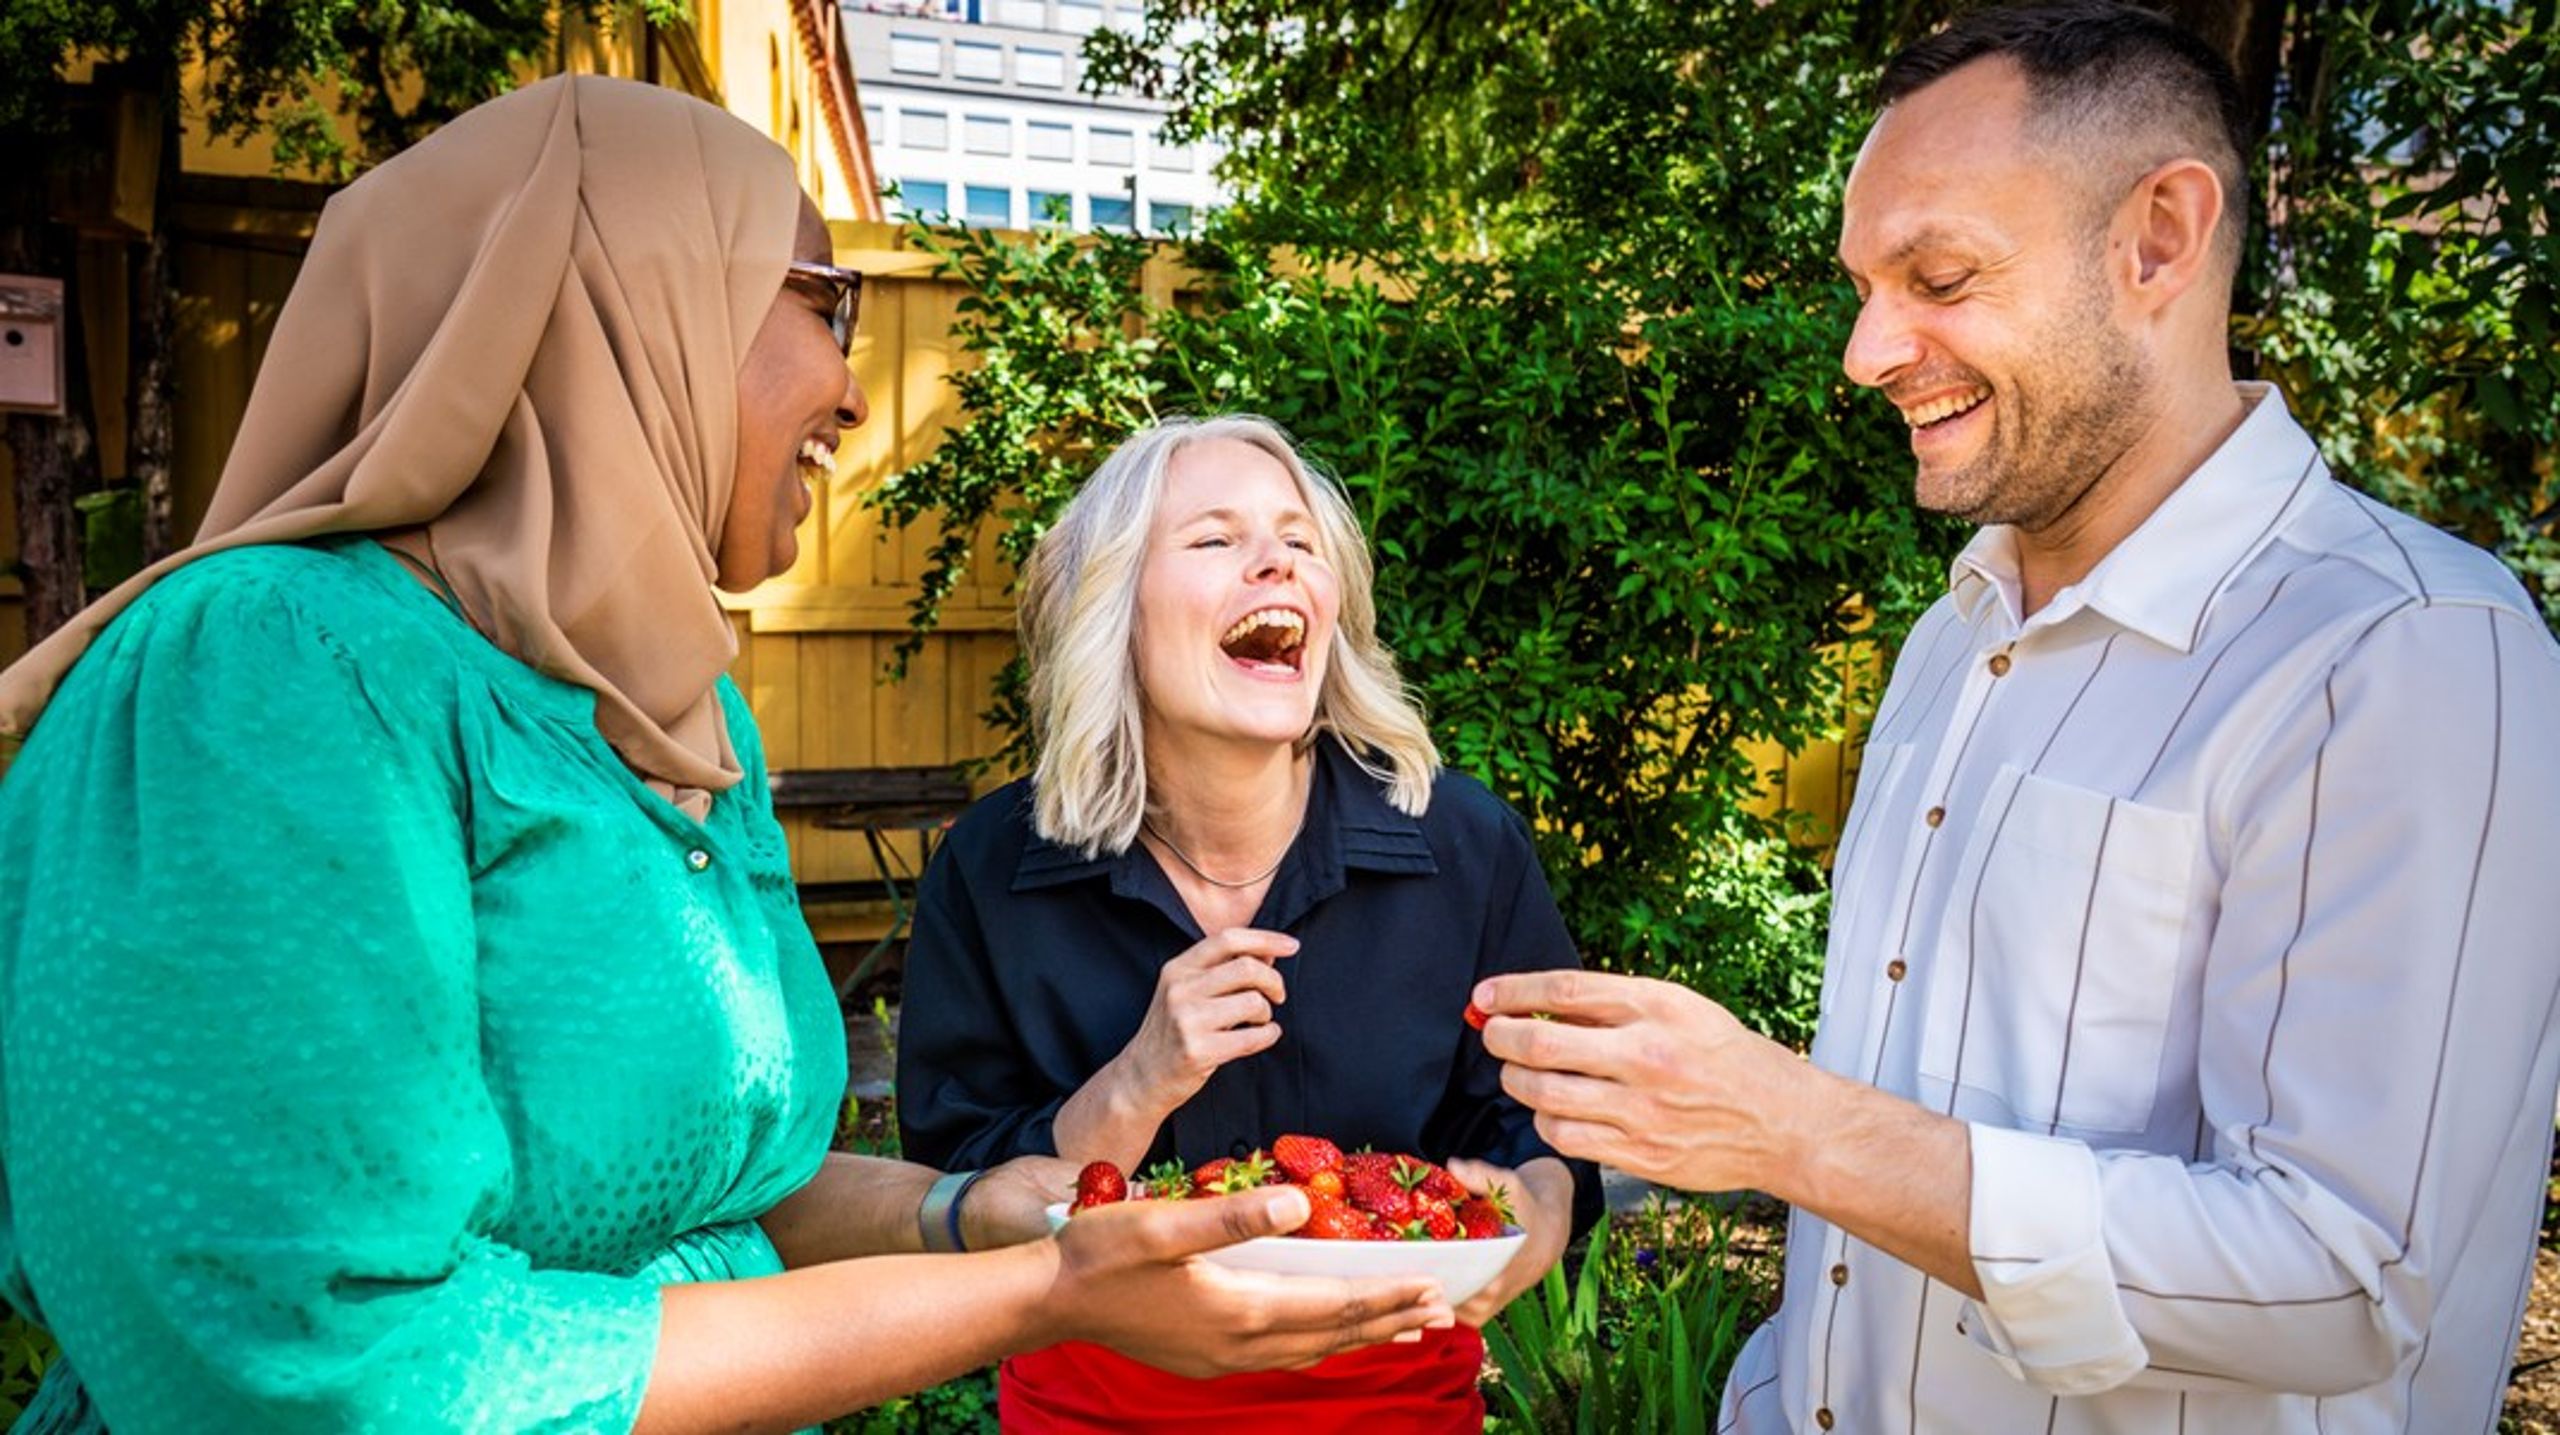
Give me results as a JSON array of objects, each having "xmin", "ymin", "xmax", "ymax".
[{"xmin": 1958, "ymin": 602, "xmax": 2560, "ymax": 1397}]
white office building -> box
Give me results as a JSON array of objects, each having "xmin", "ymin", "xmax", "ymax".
[{"xmin": 842, "ymin": 0, "xmax": 1225, "ymax": 233}]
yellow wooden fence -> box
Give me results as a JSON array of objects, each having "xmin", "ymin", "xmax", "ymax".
[{"xmin": 0, "ymin": 215, "xmax": 1870, "ymax": 936}]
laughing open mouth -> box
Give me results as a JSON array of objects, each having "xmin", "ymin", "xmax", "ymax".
[
  {"xmin": 1902, "ymin": 388, "xmax": 1990, "ymax": 431},
  {"xmin": 1218, "ymin": 608, "xmax": 1307, "ymax": 675}
]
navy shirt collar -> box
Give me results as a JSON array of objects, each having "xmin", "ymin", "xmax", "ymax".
[{"xmin": 1011, "ymin": 738, "xmax": 1437, "ymax": 934}]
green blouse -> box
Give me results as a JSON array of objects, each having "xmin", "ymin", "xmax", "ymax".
[{"xmin": 0, "ymin": 537, "xmax": 846, "ymax": 1432}]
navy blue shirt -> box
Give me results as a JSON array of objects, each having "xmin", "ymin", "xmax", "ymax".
[{"xmin": 896, "ymin": 738, "xmax": 1601, "ymax": 1236}]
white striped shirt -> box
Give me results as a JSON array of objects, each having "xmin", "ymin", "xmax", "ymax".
[{"xmin": 1721, "ymin": 384, "xmax": 2560, "ymax": 1434}]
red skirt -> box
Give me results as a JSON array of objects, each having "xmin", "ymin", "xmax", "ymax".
[{"xmin": 999, "ymin": 1326, "xmax": 1486, "ymax": 1433}]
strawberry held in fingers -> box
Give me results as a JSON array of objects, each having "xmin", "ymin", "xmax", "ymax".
[{"xmin": 1071, "ymin": 1161, "xmax": 1127, "ymax": 1211}]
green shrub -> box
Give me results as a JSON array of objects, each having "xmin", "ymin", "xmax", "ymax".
[
  {"xmin": 1, "ymin": 1310, "xmax": 53, "ymax": 1424},
  {"xmin": 1481, "ymin": 1200, "xmax": 1779, "ymax": 1434},
  {"xmin": 872, "ymin": 5, "xmax": 1951, "ymax": 1035}
]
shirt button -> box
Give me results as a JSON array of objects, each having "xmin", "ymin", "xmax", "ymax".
[
  {"xmin": 1816, "ymin": 1409, "xmax": 1835, "ymax": 1430},
  {"xmin": 1887, "ymin": 959, "xmax": 1907, "ymax": 982},
  {"xmin": 1988, "ymin": 652, "xmax": 2013, "ymax": 677},
  {"xmin": 1924, "ymin": 805, "xmax": 1946, "ymax": 828},
  {"xmin": 1830, "ymin": 1262, "xmax": 1849, "ymax": 1287},
  {"xmin": 685, "ymin": 849, "xmax": 712, "ymax": 872}
]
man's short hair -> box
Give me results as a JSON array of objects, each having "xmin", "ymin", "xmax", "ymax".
[{"xmin": 1879, "ymin": 2, "xmax": 2251, "ymax": 277}]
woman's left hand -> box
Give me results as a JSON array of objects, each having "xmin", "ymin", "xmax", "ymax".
[
  {"xmin": 960, "ymin": 1155, "xmax": 1079, "ymax": 1251},
  {"xmin": 1444, "ymin": 1155, "xmax": 1577, "ymax": 1328}
]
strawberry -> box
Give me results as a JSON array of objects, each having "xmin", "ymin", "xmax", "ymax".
[
  {"xmin": 1463, "ymin": 1001, "xmax": 1491, "ymax": 1030},
  {"xmin": 1306, "ymin": 1169, "xmax": 1346, "ymax": 1201},
  {"xmin": 1456, "ymin": 1192, "xmax": 1511, "ymax": 1240},
  {"xmin": 1194, "ymin": 1150, "xmax": 1276, "ymax": 1195},
  {"xmin": 1408, "ymin": 1194, "xmax": 1460, "ymax": 1241},
  {"xmin": 1344, "ymin": 1159, "xmax": 1419, "ymax": 1224},
  {"xmin": 1410, "ymin": 1160, "xmax": 1466, "ymax": 1204},
  {"xmin": 1136, "ymin": 1159, "xmax": 1192, "ymax": 1200},
  {"xmin": 1272, "ymin": 1133, "xmax": 1344, "ymax": 1183},
  {"xmin": 1293, "ymin": 1196, "xmax": 1376, "ymax": 1241},
  {"xmin": 1071, "ymin": 1161, "xmax": 1127, "ymax": 1211}
]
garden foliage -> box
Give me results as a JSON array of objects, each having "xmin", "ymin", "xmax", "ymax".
[
  {"xmin": 874, "ymin": 0, "xmax": 1953, "ymax": 1043},
  {"xmin": 872, "ymin": 0, "xmax": 2560, "ymax": 1048},
  {"xmin": 1480, "ymin": 1201, "xmax": 1779, "ymax": 1435}
]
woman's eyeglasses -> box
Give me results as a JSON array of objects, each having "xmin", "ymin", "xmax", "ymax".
[{"xmin": 785, "ymin": 260, "xmax": 864, "ymax": 354}]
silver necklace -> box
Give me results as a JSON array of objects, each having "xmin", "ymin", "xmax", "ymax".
[{"xmin": 1142, "ymin": 816, "xmax": 1299, "ymax": 889}]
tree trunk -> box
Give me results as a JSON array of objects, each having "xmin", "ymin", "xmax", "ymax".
[
  {"xmin": 2163, "ymin": 0, "xmax": 2296, "ymax": 153},
  {"xmin": 0, "ymin": 186, "xmax": 96, "ymax": 643},
  {"xmin": 130, "ymin": 204, "xmax": 177, "ymax": 563}
]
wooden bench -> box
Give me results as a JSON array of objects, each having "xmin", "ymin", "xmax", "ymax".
[{"xmin": 768, "ymin": 764, "xmax": 973, "ymax": 995}]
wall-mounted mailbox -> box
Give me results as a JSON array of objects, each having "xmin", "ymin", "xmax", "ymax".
[{"xmin": 0, "ymin": 275, "xmax": 67, "ymax": 416}]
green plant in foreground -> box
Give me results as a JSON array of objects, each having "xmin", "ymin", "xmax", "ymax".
[{"xmin": 1482, "ymin": 1200, "xmax": 1777, "ymax": 1434}]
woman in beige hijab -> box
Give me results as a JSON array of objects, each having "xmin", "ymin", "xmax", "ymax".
[{"xmin": 0, "ymin": 75, "xmax": 1447, "ymax": 1434}]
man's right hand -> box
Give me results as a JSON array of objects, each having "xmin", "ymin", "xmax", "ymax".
[{"xmin": 1043, "ymin": 1186, "xmax": 1452, "ymax": 1376}]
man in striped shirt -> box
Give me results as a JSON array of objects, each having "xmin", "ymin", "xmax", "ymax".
[{"xmin": 1473, "ymin": 3, "xmax": 2560, "ymax": 1430}]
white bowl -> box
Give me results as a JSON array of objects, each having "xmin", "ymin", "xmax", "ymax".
[{"xmin": 1044, "ymin": 1202, "xmax": 1525, "ymax": 1306}]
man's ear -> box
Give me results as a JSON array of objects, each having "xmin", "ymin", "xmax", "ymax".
[{"xmin": 2119, "ymin": 156, "xmax": 2225, "ymax": 315}]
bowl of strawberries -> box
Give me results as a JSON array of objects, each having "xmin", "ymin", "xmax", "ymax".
[{"xmin": 1046, "ymin": 1134, "xmax": 1527, "ymax": 1306}]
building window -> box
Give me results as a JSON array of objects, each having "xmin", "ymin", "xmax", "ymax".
[
  {"xmin": 1018, "ymin": 48, "xmax": 1066, "ymax": 88},
  {"xmin": 1026, "ymin": 121, "xmax": 1073, "ymax": 161},
  {"xmin": 1058, "ymin": 0, "xmax": 1103, "ymax": 33},
  {"xmin": 964, "ymin": 114, "xmax": 1012, "ymax": 155},
  {"xmin": 1108, "ymin": 0, "xmax": 1146, "ymax": 35},
  {"xmin": 1028, "ymin": 190, "xmax": 1072, "ymax": 228},
  {"xmin": 903, "ymin": 109, "xmax": 949, "ymax": 151},
  {"xmin": 954, "ymin": 41, "xmax": 1004, "ymax": 82},
  {"xmin": 863, "ymin": 105, "xmax": 885, "ymax": 146},
  {"xmin": 1090, "ymin": 127, "xmax": 1134, "ymax": 166},
  {"xmin": 1089, "ymin": 194, "xmax": 1134, "ymax": 228},
  {"xmin": 1149, "ymin": 201, "xmax": 1193, "ymax": 233},
  {"xmin": 896, "ymin": 179, "xmax": 950, "ymax": 219},
  {"xmin": 1149, "ymin": 137, "xmax": 1193, "ymax": 172},
  {"xmin": 965, "ymin": 185, "xmax": 1013, "ymax": 227},
  {"xmin": 890, "ymin": 34, "xmax": 941, "ymax": 75},
  {"xmin": 994, "ymin": 0, "xmax": 1047, "ymax": 25}
]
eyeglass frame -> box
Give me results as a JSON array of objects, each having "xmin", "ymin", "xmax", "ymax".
[{"xmin": 784, "ymin": 259, "xmax": 864, "ymax": 354}]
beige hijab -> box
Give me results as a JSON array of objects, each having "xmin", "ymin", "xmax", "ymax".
[{"xmin": 0, "ymin": 74, "xmax": 801, "ymax": 815}]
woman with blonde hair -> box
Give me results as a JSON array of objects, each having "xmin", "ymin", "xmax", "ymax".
[
  {"xmin": 899, "ymin": 415, "xmax": 1601, "ymax": 1430},
  {"xmin": 0, "ymin": 81, "xmax": 1451, "ymax": 1435}
]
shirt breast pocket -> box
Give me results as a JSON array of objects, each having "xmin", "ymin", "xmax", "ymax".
[{"xmin": 1918, "ymin": 765, "xmax": 2199, "ymax": 1135}]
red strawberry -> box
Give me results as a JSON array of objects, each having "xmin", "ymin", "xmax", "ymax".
[
  {"xmin": 1293, "ymin": 1196, "xmax": 1376, "ymax": 1241},
  {"xmin": 1306, "ymin": 1170, "xmax": 1346, "ymax": 1201},
  {"xmin": 1342, "ymin": 1150, "xmax": 1401, "ymax": 1186},
  {"xmin": 1272, "ymin": 1134, "xmax": 1344, "ymax": 1183},
  {"xmin": 1456, "ymin": 1189, "xmax": 1513, "ymax": 1240},
  {"xmin": 1398, "ymin": 1159, "xmax": 1464, "ymax": 1203},
  {"xmin": 1344, "ymin": 1160, "xmax": 1419, "ymax": 1224},
  {"xmin": 1463, "ymin": 1001, "xmax": 1491, "ymax": 1030},
  {"xmin": 1411, "ymin": 1194, "xmax": 1460, "ymax": 1241},
  {"xmin": 1071, "ymin": 1161, "xmax": 1127, "ymax": 1211},
  {"xmin": 1193, "ymin": 1150, "xmax": 1276, "ymax": 1195}
]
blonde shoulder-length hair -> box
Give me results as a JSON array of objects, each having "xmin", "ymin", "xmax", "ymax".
[{"xmin": 1017, "ymin": 415, "xmax": 1440, "ymax": 857}]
